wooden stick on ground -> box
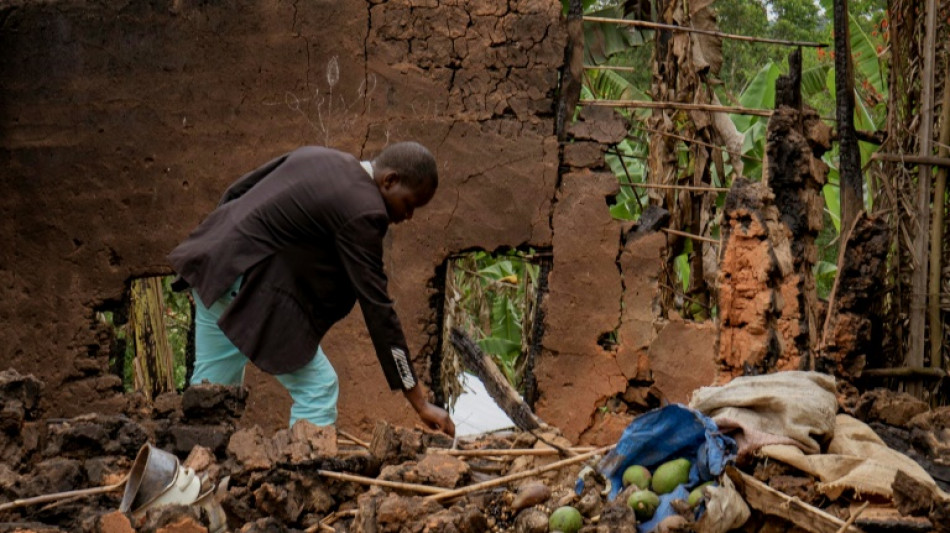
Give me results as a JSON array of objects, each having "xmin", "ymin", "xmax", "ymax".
[
  {"xmin": 338, "ymin": 429, "xmax": 370, "ymax": 449},
  {"xmin": 316, "ymin": 470, "xmax": 448, "ymax": 495},
  {"xmin": 424, "ymin": 445, "xmax": 612, "ymax": 502},
  {"xmin": 727, "ymin": 467, "xmax": 863, "ymax": 533},
  {"xmin": 835, "ymin": 501, "xmax": 870, "ymax": 533},
  {"xmin": 0, "ymin": 475, "xmax": 128, "ymax": 512},
  {"xmin": 430, "ymin": 447, "xmax": 597, "ymax": 457}
]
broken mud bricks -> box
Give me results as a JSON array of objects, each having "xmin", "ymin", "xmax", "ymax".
[{"xmin": 0, "ymin": 369, "xmax": 44, "ymax": 472}]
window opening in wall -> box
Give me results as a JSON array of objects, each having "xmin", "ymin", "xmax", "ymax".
[
  {"xmin": 440, "ymin": 249, "xmax": 546, "ymax": 435},
  {"xmin": 98, "ymin": 275, "xmax": 193, "ymax": 400}
]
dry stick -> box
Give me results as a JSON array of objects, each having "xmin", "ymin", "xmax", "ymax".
[
  {"xmin": 580, "ymin": 99, "xmax": 773, "ymax": 117},
  {"xmin": 629, "ymin": 124, "xmax": 762, "ymax": 162},
  {"xmin": 834, "ymin": 501, "xmax": 870, "ymax": 533},
  {"xmin": 658, "ymin": 283, "xmax": 713, "ymax": 311},
  {"xmin": 618, "ymin": 181, "xmax": 730, "ymax": 194},
  {"xmin": 662, "ymin": 227, "xmax": 720, "ymax": 245},
  {"xmin": 430, "ymin": 447, "xmax": 596, "ymax": 457},
  {"xmin": 582, "ymin": 16, "xmax": 828, "ymax": 48},
  {"xmin": 316, "ymin": 470, "xmax": 448, "ymax": 495},
  {"xmin": 871, "ymin": 152, "xmax": 950, "ymax": 168},
  {"xmin": 424, "ymin": 445, "xmax": 613, "ymax": 502},
  {"xmin": 817, "ymin": 211, "xmax": 865, "ymax": 366},
  {"xmin": 338, "ymin": 429, "xmax": 370, "ymax": 449},
  {"xmin": 584, "ymin": 65, "xmax": 640, "ymax": 72},
  {"xmin": 0, "ymin": 475, "xmax": 128, "ymax": 512},
  {"xmin": 527, "ymin": 428, "xmax": 576, "ymax": 457},
  {"xmin": 303, "ymin": 509, "xmax": 360, "ymax": 532}
]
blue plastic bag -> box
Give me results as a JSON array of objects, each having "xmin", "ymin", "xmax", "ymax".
[{"xmin": 575, "ymin": 404, "xmax": 737, "ymax": 532}]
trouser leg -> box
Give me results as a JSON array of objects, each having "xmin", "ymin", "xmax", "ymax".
[
  {"xmin": 190, "ymin": 284, "xmax": 246, "ymax": 386},
  {"xmin": 274, "ymin": 345, "xmax": 340, "ymax": 427}
]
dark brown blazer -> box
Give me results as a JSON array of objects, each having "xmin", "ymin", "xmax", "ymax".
[{"xmin": 168, "ymin": 146, "xmax": 418, "ymax": 390}]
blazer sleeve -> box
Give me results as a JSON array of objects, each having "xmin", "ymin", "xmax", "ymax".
[{"xmin": 334, "ymin": 213, "xmax": 419, "ymax": 391}]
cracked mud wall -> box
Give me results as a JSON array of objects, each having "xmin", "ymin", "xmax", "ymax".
[
  {"xmin": 1, "ymin": 0, "xmax": 715, "ymax": 441},
  {"xmin": 0, "ymin": 0, "xmax": 564, "ymax": 433}
]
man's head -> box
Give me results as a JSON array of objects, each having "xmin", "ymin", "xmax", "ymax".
[{"xmin": 372, "ymin": 141, "xmax": 439, "ymax": 223}]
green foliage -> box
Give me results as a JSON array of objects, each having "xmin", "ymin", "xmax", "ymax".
[
  {"xmin": 606, "ymin": 138, "xmax": 649, "ymax": 220},
  {"xmin": 447, "ymin": 251, "xmax": 540, "ymax": 393},
  {"xmin": 162, "ymin": 276, "xmax": 192, "ymax": 390}
]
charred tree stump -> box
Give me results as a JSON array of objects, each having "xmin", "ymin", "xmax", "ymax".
[{"xmin": 449, "ymin": 328, "xmax": 541, "ymax": 431}]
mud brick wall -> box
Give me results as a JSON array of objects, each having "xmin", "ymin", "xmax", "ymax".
[
  {"xmin": 538, "ymin": 108, "xmax": 718, "ymax": 443},
  {"xmin": 1, "ymin": 0, "xmax": 709, "ymax": 442}
]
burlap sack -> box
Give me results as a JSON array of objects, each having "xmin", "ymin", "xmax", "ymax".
[
  {"xmin": 760, "ymin": 414, "xmax": 948, "ymax": 501},
  {"xmin": 689, "ymin": 371, "xmax": 837, "ymax": 457}
]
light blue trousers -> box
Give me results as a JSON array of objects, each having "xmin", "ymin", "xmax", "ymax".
[{"xmin": 191, "ymin": 280, "xmax": 339, "ymax": 427}]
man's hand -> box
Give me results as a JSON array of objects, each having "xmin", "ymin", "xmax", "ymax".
[{"xmin": 403, "ymin": 384, "xmax": 456, "ymax": 437}]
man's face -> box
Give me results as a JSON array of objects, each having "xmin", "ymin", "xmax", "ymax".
[{"xmin": 380, "ymin": 177, "xmax": 435, "ymax": 224}]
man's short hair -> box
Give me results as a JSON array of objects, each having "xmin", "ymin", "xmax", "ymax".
[{"xmin": 373, "ymin": 142, "xmax": 439, "ymax": 193}]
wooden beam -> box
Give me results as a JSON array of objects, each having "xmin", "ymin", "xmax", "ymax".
[
  {"xmin": 582, "ymin": 16, "xmax": 828, "ymax": 48},
  {"xmin": 727, "ymin": 467, "xmax": 863, "ymax": 533},
  {"xmin": 580, "ymin": 99, "xmax": 772, "ymax": 117},
  {"xmin": 835, "ymin": 0, "xmax": 863, "ymax": 242}
]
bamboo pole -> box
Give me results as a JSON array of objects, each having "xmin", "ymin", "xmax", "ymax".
[
  {"xmin": 927, "ymin": 57, "xmax": 950, "ymax": 371},
  {"xmin": 580, "ymin": 99, "xmax": 773, "ymax": 117},
  {"xmin": 429, "ymin": 447, "xmax": 597, "ymax": 457},
  {"xmin": 628, "ymin": 124, "xmax": 762, "ymax": 162},
  {"xmin": 662, "ymin": 228, "xmax": 720, "ymax": 245},
  {"xmin": 908, "ymin": 0, "xmax": 938, "ymax": 397},
  {"xmin": 316, "ymin": 470, "xmax": 448, "ymax": 495},
  {"xmin": 423, "ymin": 446, "xmax": 612, "ymax": 502},
  {"xmin": 871, "ymin": 153, "xmax": 950, "ymax": 167},
  {"xmin": 616, "ymin": 181, "xmax": 730, "ymax": 194},
  {"xmin": 338, "ymin": 430, "xmax": 370, "ymax": 449},
  {"xmin": 584, "ymin": 65, "xmax": 640, "ymax": 72},
  {"xmin": 582, "ymin": 16, "xmax": 828, "ymax": 48}
]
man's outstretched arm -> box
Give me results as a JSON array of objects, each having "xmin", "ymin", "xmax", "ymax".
[{"xmin": 403, "ymin": 383, "xmax": 455, "ymax": 437}]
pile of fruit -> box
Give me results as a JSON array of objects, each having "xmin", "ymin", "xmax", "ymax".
[{"xmin": 547, "ymin": 457, "xmax": 715, "ymax": 533}]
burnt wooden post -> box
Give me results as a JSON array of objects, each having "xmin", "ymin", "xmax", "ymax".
[
  {"xmin": 450, "ymin": 328, "xmax": 541, "ymax": 431},
  {"xmin": 556, "ymin": 0, "xmax": 584, "ymax": 141},
  {"xmin": 834, "ymin": 0, "xmax": 863, "ymax": 241}
]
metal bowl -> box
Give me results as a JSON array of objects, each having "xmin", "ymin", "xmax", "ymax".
[{"xmin": 119, "ymin": 443, "xmax": 180, "ymax": 514}]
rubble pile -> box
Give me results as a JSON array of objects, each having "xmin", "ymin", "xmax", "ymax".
[{"xmin": 2, "ymin": 367, "xmax": 950, "ymax": 533}]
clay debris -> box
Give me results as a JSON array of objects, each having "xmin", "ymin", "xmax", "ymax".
[{"xmin": 2, "ymin": 371, "xmax": 950, "ymax": 533}]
